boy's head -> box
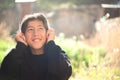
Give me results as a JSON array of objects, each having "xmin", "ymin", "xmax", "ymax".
[{"xmin": 20, "ymin": 13, "xmax": 49, "ymax": 33}]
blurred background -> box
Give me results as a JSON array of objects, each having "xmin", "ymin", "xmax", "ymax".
[{"xmin": 0, "ymin": 0, "xmax": 120, "ymax": 80}]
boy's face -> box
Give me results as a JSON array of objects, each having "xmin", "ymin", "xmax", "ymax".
[{"xmin": 24, "ymin": 19, "xmax": 47, "ymax": 53}]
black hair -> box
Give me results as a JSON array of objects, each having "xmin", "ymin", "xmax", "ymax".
[{"xmin": 20, "ymin": 13, "xmax": 49, "ymax": 33}]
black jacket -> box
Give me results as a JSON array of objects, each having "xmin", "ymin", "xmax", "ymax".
[{"xmin": 0, "ymin": 41, "xmax": 72, "ymax": 80}]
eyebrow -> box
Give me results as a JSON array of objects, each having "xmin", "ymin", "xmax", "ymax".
[
  {"xmin": 27, "ymin": 25, "xmax": 44, "ymax": 28},
  {"xmin": 26, "ymin": 26, "xmax": 33, "ymax": 29}
]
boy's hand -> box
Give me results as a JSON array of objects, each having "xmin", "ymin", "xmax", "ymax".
[
  {"xmin": 47, "ymin": 28, "xmax": 55, "ymax": 43},
  {"xmin": 15, "ymin": 32, "xmax": 27, "ymax": 45}
]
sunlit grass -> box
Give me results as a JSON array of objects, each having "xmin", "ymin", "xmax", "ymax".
[
  {"xmin": 55, "ymin": 34, "xmax": 120, "ymax": 80},
  {"xmin": 0, "ymin": 40, "xmax": 15, "ymax": 64}
]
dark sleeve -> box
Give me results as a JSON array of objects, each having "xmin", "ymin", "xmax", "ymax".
[
  {"xmin": 45, "ymin": 41, "xmax": 72, "ymax": 80},
  {"xmin": 0, "ymin": 42, "xmax": 27, "ymax": 80}
]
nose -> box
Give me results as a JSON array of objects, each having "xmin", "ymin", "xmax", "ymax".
[{"xmin": 34, "ymin": 29, "xmax": 39, "ymax": 36}]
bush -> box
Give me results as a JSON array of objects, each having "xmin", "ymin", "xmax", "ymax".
[
  {"xmin": 0, "ymin": 40, "xmax": 15, "ymax": 65},
  {"xmin": 55, "ymin": 35, "xmax": 106, "ymax": 70},
  {"xmin": 55, "ymin": 34, "xmax": 120, "ymax": 80},
  {"xmin": 0, "ymin": 22, "xmax": 10, "ymax": 40}
]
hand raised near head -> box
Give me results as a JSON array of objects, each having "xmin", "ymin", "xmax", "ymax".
[
  {"xmin": 15, "ymin": 32, "xmax": 27, "ymax": 45},
  {"xmin": 47, "ymin": 28, "xmax": 55, "ymax": 43}
]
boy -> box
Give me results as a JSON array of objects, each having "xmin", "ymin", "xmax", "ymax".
[{"xmin": 0, "ymin": 13, "xmax": 72, "ymax": 80}]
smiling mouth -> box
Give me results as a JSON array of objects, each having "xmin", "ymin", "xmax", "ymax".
[{"xmin": 33, "ymin": 38, "xmax": 41, "ymax": 42}]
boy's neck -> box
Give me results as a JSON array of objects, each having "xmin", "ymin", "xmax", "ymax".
[{"xmin": 31, "ymin": 48, "xmax": 44, "ymax": 55}]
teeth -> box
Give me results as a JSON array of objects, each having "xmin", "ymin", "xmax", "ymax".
[{"xmin": 33, "ymin": 39, "xmax": 40, "ymax": 42}]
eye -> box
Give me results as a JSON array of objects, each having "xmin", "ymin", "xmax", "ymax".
[
  {"xmin": 27, "ymin": 28, "xmax": 33, "ymax": 31},
  {"xmin": 38, "ymin": 27, "xmax": 45, "ymax": 31},
  {"xmin": 26, "ymin": 27, "xmax": 34, "ymax": 32},
  {"xmin": 39, "ymin": 27, "xmax": 43, "ymax": 29},
  {"xmin": 28, "ymin": 28, "xmax": 33, "ymax": 30}
]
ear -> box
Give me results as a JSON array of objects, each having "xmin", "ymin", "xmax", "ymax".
[
  {"xmin": 46, "ymin": 29, "xmax": 49, "ymax": 38},
  {"xmin": 21, "ymin": 33, "xmax": 26, "ymax": 41}
]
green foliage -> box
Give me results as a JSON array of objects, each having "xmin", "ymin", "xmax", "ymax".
[
  {"xmin": 36, "ymin": 0, "xmax": 107, "ymax": 10},
  {"xmin": 36, "ymin": 0, "xmax": 71, "ymax": 10},
  {"xmin": 0, "ymin": 0, "xmax": 15, "ymax": 10},
  {"xmin": 55, "ymin": 34, "xmax": 120, "ymax": 80},
  {"xmin": 55, "ymin": 35, "xmax": 106, "ymax": 71},
  {"xmin": 0, "ymin": 40, "xmax": 15, "ymax": 65},
  {"xmin": 36, "ymin": 0, "xmax": 118, "ymax": 10}
]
